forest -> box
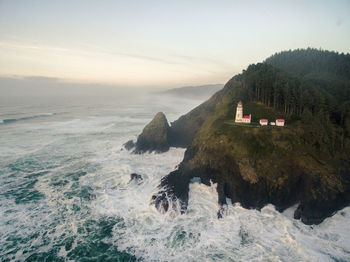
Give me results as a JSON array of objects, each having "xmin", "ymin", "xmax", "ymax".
[{"xmin": 232, "ymin": 48, "xmax": 350, "ymax": 154}]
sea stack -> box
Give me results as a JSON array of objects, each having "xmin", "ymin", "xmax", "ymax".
[{"xmin": 134, "ymin": 112, "xmax": 170, "ymax": 153}]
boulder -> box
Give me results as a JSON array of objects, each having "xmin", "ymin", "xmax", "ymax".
[
  {"xmin": 123, "ymin": 140, "xmax": 135, "ymax": 151},
  {"xmin": 129, "ymin": 173, "xmax": 143, "ymax": 184}
]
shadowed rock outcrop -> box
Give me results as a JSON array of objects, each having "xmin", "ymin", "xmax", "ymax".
[
  {"xmin": 152, "ymin": 137, "xmax": 350, "ymax": 225},
  {"xmin": 123, "ymin": 140, "xmax": 135, "ymax": 151},
  {"xmin": 134, "ymin": 112, "xmax": 170, "ymax": 153}
]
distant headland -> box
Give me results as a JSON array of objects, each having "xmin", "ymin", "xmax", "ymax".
[
  {"xmin": 158, "ymin": 84, "xmax": 224, "ymax": 99},
  {"xmin": 125, "ymin": 48, "xmax": 350, "ymax": 225}
]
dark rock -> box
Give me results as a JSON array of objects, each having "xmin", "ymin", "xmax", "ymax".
[
  {"xmin": 150, "ymin": 179, "xmax": 187, "ymax": 214},
  {"xmin": 134, "ymin": 112, "xmax": 170, "ymax": 153},
  {"xmin": 294, "ymin": 205, "xmax": 302, "ymax": 220},
  {"xmin": 129, "ymin": 173, "xmax": 143, "ymax": 184},
  {"xmin": 123, "ymin": 140, "xmax": 135, "ymax": 151},
  {"xmin": 296, "ymin": 189, "xmax": 350, "ymax": 225},
  {"xmin": 151, "ymin": 131, "xmax": 350, "ymax": 225}
]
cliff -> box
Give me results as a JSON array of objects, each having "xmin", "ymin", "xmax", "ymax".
[
  {"xmin": 152, "ymin": 96, "xmax": 350, "ymax": 224},
  {"xmin": 135, "ymin": 49, "xmax": 350, "ymax": 224}
]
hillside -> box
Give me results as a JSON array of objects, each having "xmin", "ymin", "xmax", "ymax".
[{"xmin": 133, "ymin": 49, "xmax": 350, "ymax": 224}]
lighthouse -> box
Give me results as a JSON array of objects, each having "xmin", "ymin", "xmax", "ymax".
[
  {"xmin": 235, "ymin": 101, "xmax": 243, "ymax": 122},
  {"xmin": 235, "ymin": 101, "xmax": 251, "ymax": 123}
]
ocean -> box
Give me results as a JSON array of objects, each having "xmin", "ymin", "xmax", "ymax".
[{"xmin": 0, "ymin": 91, "xmax": 349, "ymax": 262}]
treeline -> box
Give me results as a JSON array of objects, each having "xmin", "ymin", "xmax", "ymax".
[
  {"xmin": 239, "ymin": 63, "xmax": 342, "ymax": 120},
  {"xmin": 265, "ymin": 48, "xmax": 350, "ymax": 81},
  {"xmin": 232, "ymin": 48, "xmax": 350, "ymax": 152},
  {"xmin": 265, "ymin": 48, "xmax": 350, "ymax": 124}
]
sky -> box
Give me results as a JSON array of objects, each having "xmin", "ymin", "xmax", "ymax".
[{"xmin": 0, "ymin": 0, "xmax": 349, "ymax": 88}]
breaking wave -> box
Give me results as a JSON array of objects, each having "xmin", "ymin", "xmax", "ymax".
[{"xmin": 0, "ymin": 113, "xmax": 56, "ymax": 124}]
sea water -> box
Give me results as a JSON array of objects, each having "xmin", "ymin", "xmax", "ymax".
[{"xmin": 0, "ymin": 92, "xmax": 349, "ymax": 262}]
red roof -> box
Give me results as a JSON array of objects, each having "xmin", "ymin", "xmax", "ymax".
[
  {"xmin": 242, "ymin": 115, "xmax": 250, "ymax": 119},
  {"xmin": 238, "ymin": 101, "xmax": 242, "ymax": 105},
  {"xmin": 260, "ymin": 119, "xmax": 268, "ymax": 122},
  {"xmin": 276, "ymin": 119, "xmax": 285, "ymax": 122}
]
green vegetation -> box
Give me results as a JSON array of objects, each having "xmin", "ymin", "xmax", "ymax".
[
  {"xmin": 186, "ymin": 49, "xmax": 350, "ymax": 178},
  {"xmin": 220, "ymin": 48, "xmax": 350, "ymax": 157}
]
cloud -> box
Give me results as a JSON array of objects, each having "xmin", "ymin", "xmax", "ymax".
[
  {"xmin": 0, "ymin": 41, "xmax": 70, "ymax": 52},
  {"xmin": 20, "ymin": 75, "xmax": 61, "ymax": 82},
  {"xmin": 0, "ymin": 39, "xmax": 182, "ymax": 66},
  {"xmin": 80, "ymin": 43, "xmax": 232, "ymax": 69},
  {"xmin": 78, "ymin": 43, "xmax": 188, "ymax": 66},
  {"xmin": 0, "ymin": 38, "xmax": 233, "ymax": 85}
]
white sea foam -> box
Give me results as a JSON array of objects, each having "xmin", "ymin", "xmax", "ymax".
[{"xmin": 86, "ymin": 142, "xmax": 350, "ymax": 261}]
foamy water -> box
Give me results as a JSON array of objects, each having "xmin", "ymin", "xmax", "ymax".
[{"xmin": 0, "ymin": 93, "xmax": 349, "ymax": 261}]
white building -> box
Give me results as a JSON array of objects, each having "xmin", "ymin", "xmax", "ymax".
[
  {"xmin": 270, "ymin": 122, "xmax": 276, "ymax": 126},
  {"xmin": 259, "ymin": 119, "xmax": 268, "ymax": 126},
  {"xmin": 276, "ymin": 119, "xmax": 285, "ymax": 126},
  {"xmin": 235, "ymin": 101, "xmax": 251, "ymax": 123}
]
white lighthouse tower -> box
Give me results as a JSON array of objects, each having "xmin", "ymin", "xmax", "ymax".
[
  {"xmin": 235, "ymin": 101, "xmax": 243, "ymax": 122},
  {"xmin": 235, "ymin": 101, "xmax": 251, "ymax": 123}
]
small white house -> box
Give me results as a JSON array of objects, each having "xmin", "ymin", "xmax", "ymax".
[
  {"xmin": 259, "ymin": 119, "xmax": 268, "ymax": 126},
  {"xmin": 276, "ymin": 119, "xmax": 285, "ymax": 126},
  {"xmin": 270, "ymin": 122, "xmax": 276, "ymax": 126}
]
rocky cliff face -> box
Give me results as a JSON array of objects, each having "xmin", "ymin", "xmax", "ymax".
[{"xmin": 151, "ymin": 122, "xmax": 350, "ymax": 224}]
